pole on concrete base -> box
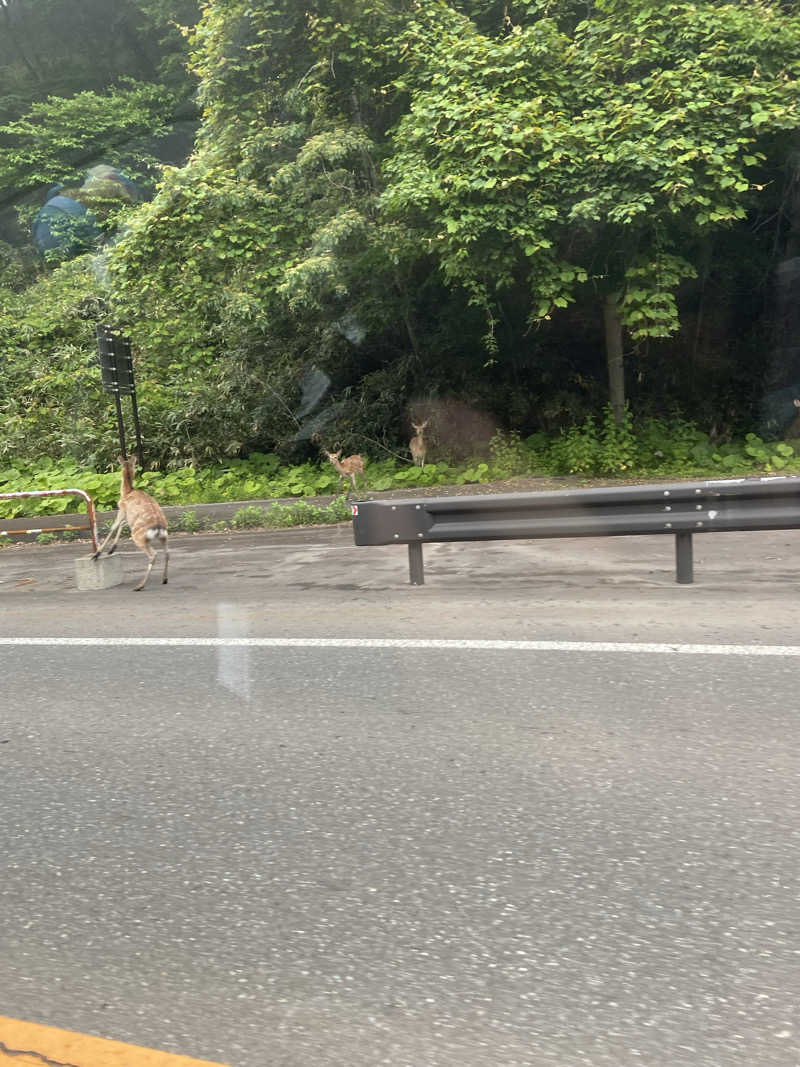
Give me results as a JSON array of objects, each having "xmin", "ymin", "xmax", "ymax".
[
  {"xmin": 408, "ymin": 541, "xmax": 425, "ymax": 585},
  {"xmin": 675, "ymin": 531, "xmax": 693, "ymax": 584}
]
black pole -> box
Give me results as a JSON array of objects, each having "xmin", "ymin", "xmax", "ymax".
[
  {"xmin": 675, "ymin": 532, "xmax": 693, "ymax": 584},
  {"xmin": 129, "ymin": 389, "xmax": 144, "ymax": 468},
  {"xmin": 113, "ymin": 391, "xmax": 127, "ymax": 459}
]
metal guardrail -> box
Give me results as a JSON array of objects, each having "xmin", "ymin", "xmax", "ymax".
[
  {"xmin": 0, "ymin": 489, "xmax": 99, "ymax": 553},
  {"xmin": 351, "ymin": 476, "xmax": 800, "ymax": 585}
]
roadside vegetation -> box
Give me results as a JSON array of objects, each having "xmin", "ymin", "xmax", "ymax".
[
  {"xmin": 2, "ymin": 0, "xmax": 800, "ymax": 482},
  {"xmin": 3, "ymin": 412, "xmax": 800, "ymax": 528}
]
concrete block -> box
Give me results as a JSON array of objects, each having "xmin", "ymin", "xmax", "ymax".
[{"xmin": 74, "ymin": 553, "xmax": 124, "ymax": 591}]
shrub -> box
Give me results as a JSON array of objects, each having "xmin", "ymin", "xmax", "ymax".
[{"xmin": 489, "ymin": 430, "xmax": 530, "ymax": 477}]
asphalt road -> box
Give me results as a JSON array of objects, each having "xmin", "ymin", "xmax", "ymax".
[
  {"xmin": 1, "ymin": 644, "xmax": 798, "ymax": 1067},
  {"xmin": 1, "ymin": 524, "xmax": 800, "ymax": 644}
]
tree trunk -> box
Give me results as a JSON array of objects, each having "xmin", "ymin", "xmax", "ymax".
[
  {"xmin": 0, "ymin": 4, "xmax": 45, "ymax": 86},
  {"xmin": 603, "ymin": 291, "xmax": 626, "ymax": 422}
]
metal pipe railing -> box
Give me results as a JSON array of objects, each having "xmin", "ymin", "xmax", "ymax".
[{"xmin": 0, "ymin": 488, "xmax": 99, "ymax": 553}]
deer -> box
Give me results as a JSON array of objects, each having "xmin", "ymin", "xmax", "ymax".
[
  {"xmin": 92, "ymin": 455, "xmax": 169, "ymax": 591},
  {"xmin": 323, "ymin": 449, "xmax": 365, "ymax": 495},
  {"xmin": 409, "ymin": 419, "xmax": 430, "ymax": 469}
]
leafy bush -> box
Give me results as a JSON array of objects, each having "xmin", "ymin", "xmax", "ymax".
[
  {"xmin": 265, "ymin": 498, "xmax": 352, "ymax": 527},
  {"xmin": 550, "ymin": 416, "xmax": 601, "ymax": 475},
  {"xmin": 489, "ymin": 430, "xmax": 530, "ymax": 477},
  {"xmin": 598, "ymin": 405, "xmax": 637, "ymax": 474},
  {"xmin": 174, "ymin": 509, "xmax": 205, "ymax": 532},
  {"xmin": 548, "ymin": 405, "xmax": 637, "ymax": 475},
  {"xmin": 230, "ymin": 498, "xmax": 351, "ymax": 530},
  {"xmin": 230, "ymin": 505, "xmax": 268, "ymax": 529},
  {"xmin": 743, "ymin": 434, "xmax": 795, "ymax": 471}
]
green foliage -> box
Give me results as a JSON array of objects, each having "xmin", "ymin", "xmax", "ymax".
[
  {"xmin": 4, "ymin": 0, "xmax": 800, "ymax": 467},
  {"xmin": 0, "ymin": 262, "xmax": 112, "ymax": 466},
  {"xmin": 0, "ymin": 83, "xmax": 179, "ymax": 199},
  {"xmin": 174, "ymin": 508, "xmax": 204, "ymax": 532},
  {"xmin": 456, "ymin": 462, "xmax": 490, "ymax": 485},
  {"xmin": 742, "ymin": 434, "xmax": 795, "ymax": 471},
  {"xmin": 384, "ymin": 0, "xmax": 800, "ymax": 347},
  {"xmin": 550, "ymin": 417, "xmax": 601, "ymax": 475},
  {"xmin": 230, "ymin": 505, "xmax": 267, "ymax": 529},
  {"xmin": 597, "ymin": 405, "xmax": 637, "ymax": 475},
  {"xmin": 265, "ymin": 498, "xmax": 352, "ymax": 527},
  {"xmin": 548, "ymin": 406, "xmax": 641, "ymax": 475},
  {"xmin": 2, "ymin": 420, "xmax": 800, "ymax": 533},
  {"xmin": 230, "ymin": 498, "xmax": 351, "ymax": 529},
  {"xmin": 489, "ymin": 430, "xmax": 530, "ymax": 477},
  {"xmin": 0, "ymin": 0, "xmax": 198, "ymax": 126}
]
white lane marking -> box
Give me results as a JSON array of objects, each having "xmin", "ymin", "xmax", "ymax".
[{"xmin": 0, "ymin": 637, "xmax": 799, "ymax": 656}]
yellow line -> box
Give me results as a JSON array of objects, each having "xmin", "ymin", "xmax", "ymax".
[{"xmin": 0, "ymin": 1016, "xmax": 229, "ymax": 1067}]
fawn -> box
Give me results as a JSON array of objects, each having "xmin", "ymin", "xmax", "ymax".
[
  {"xmin": 409, "ymin": 420, "xmax": 430, "ymax": 469},
  {"xmin": 92, "ymin": 455, "xmax": 169, "ymax": 591},
  {"xmin": 323, "ymin": 449, "xmax": 365, "ymax": 495}
]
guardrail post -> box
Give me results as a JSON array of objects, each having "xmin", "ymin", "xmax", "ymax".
[
  {"xmin": 408, "ymin": 541, "xmax": 425, "ymax": 585},
  {"xmin": 675, "ymin": 531, "xmax": 693, "ymax": 584}
]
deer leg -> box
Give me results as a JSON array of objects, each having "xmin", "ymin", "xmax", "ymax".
[
  {"xmin": 106, "ymin": 520, "xmax": 127, "ymax": 555},
  {"xmin": 133, "ymin": 545, "xmax": 157, "ymax": 592},
  {"xmin": 92, "ymin": 512, "xmax": 124, "ymax": 559},
  {"xmin": 162, "ymin": 539, "xmax": 169, "ymax": 585}
]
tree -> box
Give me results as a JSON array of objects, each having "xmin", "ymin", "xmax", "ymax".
[
  {"xmin": 0, "ymin": 83, "xmax": 182, "ymax": 204},
  {"xmin": 383, "ymin": 0, "xmax": 800, "ymax": 418},
  {"xmin": 107, "ymin": 0, "xmax": 449, "ymax": 460},
  {"xmin": 0, "ymin": 0, "xmax": 198, "ymax": 123}
]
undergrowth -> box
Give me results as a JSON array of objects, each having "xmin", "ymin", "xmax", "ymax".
[{"xmin": 2, "ymin": 408, "xmax": 800, "ymax": 522}]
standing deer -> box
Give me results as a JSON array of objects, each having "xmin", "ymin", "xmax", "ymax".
[
  {"xmin": 92, "ymin": 455, "xmax": 169, "ymax": 591},
  {"xmin": 409, "ymin": 420, "xmax": 430, "ymax": 469},
  {"xmin": 323, "ymin": 449, "xmax": 365, "ymax": 495}
]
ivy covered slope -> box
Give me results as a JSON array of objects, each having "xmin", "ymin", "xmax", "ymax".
[
  {"xmin": 106, "ymin": 0, "xmax": 435, "ymax": 463},
  {"xmin": 2, "ymin": 0, "xmax": 800, "ymax": 470}
]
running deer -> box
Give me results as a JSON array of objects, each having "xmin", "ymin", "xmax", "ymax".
[
  {"xmin": 323, "ymin": 449, "xmax": 365, "ymax": 495},
  {"xmin": 92, "ymin": 455, "xmax": 169, "ymax": 591},
  {"xmin": 409, "ymin": 420, "xmax": 430, "ymax": 469}
]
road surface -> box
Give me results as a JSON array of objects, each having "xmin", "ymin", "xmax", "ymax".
[
  {"xmin": 1, "ymin": 524, "xmax": 799, "ymax": 644},
  {"xmin": 1, "ymin": 642, "xmax": 798, "ymax": 1066}
]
